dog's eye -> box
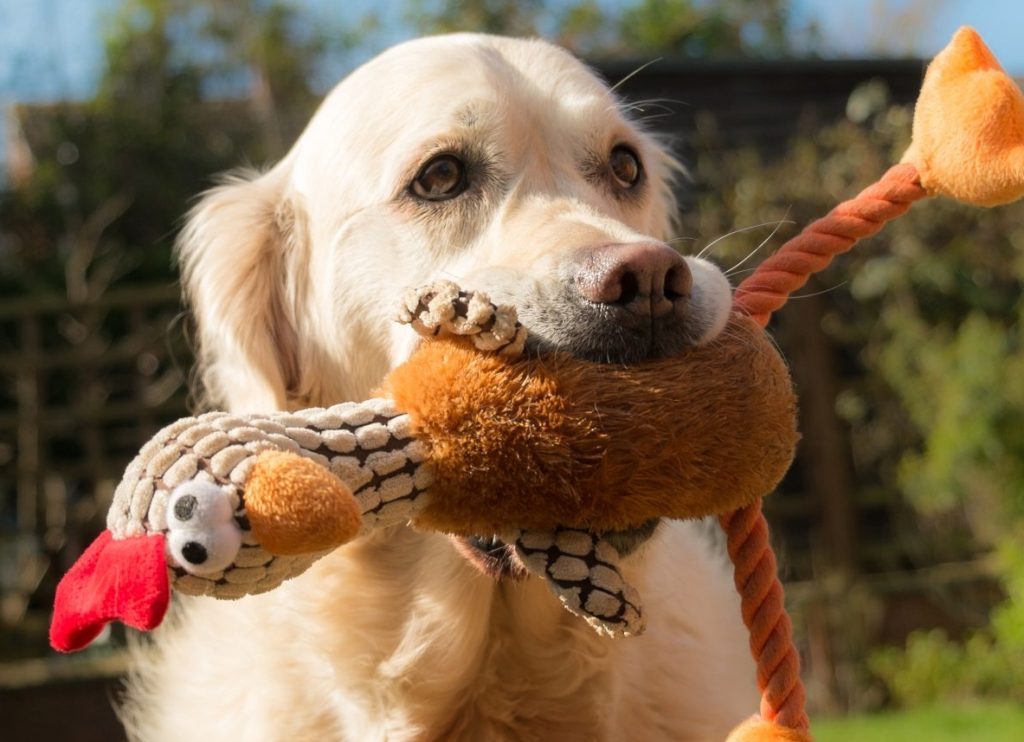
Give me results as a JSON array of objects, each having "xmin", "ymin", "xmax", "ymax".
[
  {"xmin": 412, "ymin": 155, "xmax": 468, "ymax": 201},
  {"xmin": 610, "ymin": 146, "xmax": 642, "ymax": 189}
]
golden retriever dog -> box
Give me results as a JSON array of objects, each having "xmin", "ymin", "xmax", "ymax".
[{"xmin": 120, "ymin": 33, "xmax": 758, "ymax": 741}]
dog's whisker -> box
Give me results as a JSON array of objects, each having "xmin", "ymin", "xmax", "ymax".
[
  {"xmin": 788, "ymin": 281, "xmax": 849, "ymax": 299},
  {"xmin": 609, "ymin": 58, "xmax": 664, "ymax": 94},
  {"xmin": 760, "ymin": 327, "xmax": 786, "ymax": 358},
  {"xmin": 723, "ymin": 211, "xmax": 793, "ymax": 275},
  {"xmin": 439, "ymin": 269, "xmax": 467, "ymax": 282},
  {"xmin": 620, "ymin": 100, "xmax": 677, "ymax": 117},
  {"xmin": 725, "ymin": 267, "xmax": 759, "ymax": 279},
  {"xmin": 632, "ymin": 111, "xmax": 676, "ymax": 125},
  {"xmin": 630, "ymin": 96, "xmax": 689, "ymax": 108},
  {"xmin": 695, "ymin": 218, "xmax": 794, "ymax": 261}
]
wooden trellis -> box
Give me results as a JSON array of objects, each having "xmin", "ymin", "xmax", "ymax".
[{"xmin": 0, "ymin": 285, "xmax": 191, "ymax": 642}]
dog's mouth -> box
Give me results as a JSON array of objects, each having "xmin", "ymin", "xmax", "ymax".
[
  {"xmin": 451, "ymin": 534, "xmax": 529, "ymax": 581},
  {"xmin": 526, "ymin": 326, "xmax": 691, "ymax": 365},
  {"xmin": 518, "ymin": 302, "xmax": 698, "ymax": 365}
]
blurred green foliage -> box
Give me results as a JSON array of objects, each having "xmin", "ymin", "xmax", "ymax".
[
  {"xmin": 869, "ymin": 628, "xmax": 1024, "ymax": 705},
  {"xmin": 0, "ymin": 0, "xmax": 345, "ymax": 298},
  {"xmin": 868, "ymin": 535, "xmax": 1024, "ymax": 706},
  {"xmin": 407, "ymin": 0, "xmax": 801, "ymax": 58}
]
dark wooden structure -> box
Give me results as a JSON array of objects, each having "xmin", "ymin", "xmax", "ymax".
[{"xmin": 595, "ymin": 56, "xmax": 926, "ymax": 149}]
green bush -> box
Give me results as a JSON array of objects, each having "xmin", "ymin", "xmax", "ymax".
[
  {"xmin": 869, "ymin": 527, "xmax": 1024, "ymax": 707},
  {"xmin": 869, "ymin": 629, "xmax": 1024, "ymax": 706}
]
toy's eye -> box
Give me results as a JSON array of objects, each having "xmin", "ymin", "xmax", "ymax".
[
  {"xmin": 167, "ymin": 525, "xmax": 241, "ymax": 573},
  {"xmin": 166, "ymin": 480, "xmax": 241, "ymax": 575},
  {"xmin": 610, "ymin": 145, "xmax": 642, "ymax": 189},
  {"xmin": 169, "ymin": 481, "xmax": 233, "ymax": 525},
  {"xmin": 174, "ymin": 494, "xmax": 198, "ymax": 521},
  {"xmin": 412, "ymin": 155, "xmax": 468, "ymax": 200}
]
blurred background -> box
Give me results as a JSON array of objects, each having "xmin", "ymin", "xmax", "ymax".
[{"xmin": 1, "ymin": 1, "xmax": 1023, "ymax": 740}]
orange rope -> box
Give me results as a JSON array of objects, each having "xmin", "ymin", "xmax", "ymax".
[
  {"xmin": 720, "ymin": 502, "xmax": 808, "ymax": 731},
  {"xmin": 733, "ymin": 163, "xmax": 927, "ymax": 326},
  {"xmin": 722, "ymin": 163, "xmax": 927, "ymax": 733}
]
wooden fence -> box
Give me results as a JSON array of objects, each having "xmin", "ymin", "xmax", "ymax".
[{"xmin": 0, "ymin": 285, "xmax": 191, "ymax": 656}]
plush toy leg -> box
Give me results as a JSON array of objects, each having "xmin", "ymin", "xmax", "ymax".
[
  {"xmin": 726, "ymin": 717, "xmax": 814, "ymax": 742},
  {"xmin": 901, "ymin": 27, "xmax": 1024, "ymax": 207},
  {"xmin": 397, "ymin": 280, "xmax": 527, "ymax": 356},
  {"xmin": 514, "ymin": 528, "xmax": 644, "ymax": 637},
  {"xmin": 245, "ymin": 450, "xmax": 363, "ymax": 555}
]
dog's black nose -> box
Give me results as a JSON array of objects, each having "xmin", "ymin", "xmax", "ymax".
[{"xmin": 574, "ymin": 242, "xmax": 692, "ymax": 317}]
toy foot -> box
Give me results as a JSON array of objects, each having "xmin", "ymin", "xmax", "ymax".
[
  {"xmin": 245, "ymin": 450, "xmax": 362, "ymax": 555},
  {"xmin": 166, "ymin": 480, "xmax": 242, "ymax": 575},
  {"xmin": 514, "ymin": 528, "xmax": 644, "ymax": 637},
  {"xmin": 902, "ymin": 27, "xmax": 1024, "ymax": 206},
  {"xmin": 396, "ymin": 280, "xmax": 527, "ymax": 357},
  {"xmin": 726, "ymin": 717, "xmax": 812, "ymax": 742}
]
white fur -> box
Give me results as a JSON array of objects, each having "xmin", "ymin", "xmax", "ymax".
[{"xmin": 121, "ymin": 34, "xmax": 757, "ymax": 741}]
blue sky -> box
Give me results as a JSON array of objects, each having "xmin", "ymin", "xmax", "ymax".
[
  {"xmin": 1, "ymin": 0, "xmax": 1022, "ymax": 107},
  {"xmin": 790, "ymin": 0, "xmax": 1024, "ymax": 70},
  {"xmin": 0, "ymin": 0, "xmax": 1022, "ymax": 159}
]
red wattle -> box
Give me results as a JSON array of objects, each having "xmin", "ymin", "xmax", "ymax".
[{"xmin": 50, "ymin": 530, "xmax": 170, "ymax": 653}]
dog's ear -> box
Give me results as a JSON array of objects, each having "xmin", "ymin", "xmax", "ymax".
[{"xmin": 177, "ymin": 166, "xmax": 303, "ymax": 412}]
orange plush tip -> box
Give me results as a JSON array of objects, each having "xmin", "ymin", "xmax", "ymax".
[
  {"xmin": 246, "ymin": 450, "xmax": 362, "ymax": 555},
  {"xmin": 902, "ymin": 27, "xmax": 1024, "ymax": 206},
  {"xmin": 726, "ymin": 717, "xmax": 813, "ymax": 742}
]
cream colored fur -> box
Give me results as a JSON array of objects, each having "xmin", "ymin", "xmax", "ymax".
[{"xmin": 121, "ymin": 34, "xmax": 757, "ymax": 741}]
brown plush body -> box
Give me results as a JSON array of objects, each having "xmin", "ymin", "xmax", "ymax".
[{"xmin": 385, "ymin": 314, "xmax": 798, "ymax": 534}]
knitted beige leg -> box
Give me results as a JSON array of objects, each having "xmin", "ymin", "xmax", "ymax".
[{"xmin": 514, "ymin": 527, "xmax": 644, "ymax": 637}]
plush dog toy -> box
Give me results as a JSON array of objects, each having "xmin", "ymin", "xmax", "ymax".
[
  {"xmin": 51, "ymin": 285, "xmax": 798, "ymax": 646},
  {"xmin": 50, "ymin": 27, "xmax": 1024, "ymax": 742}
]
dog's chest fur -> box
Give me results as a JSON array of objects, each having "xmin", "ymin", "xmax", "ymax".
[
  {"xmin": 121, "ymin": 519, "xmax": 755, "ymax": 742},
  {"xmin": 300, "ymin": 529, "xmax": 617, "ymax": 741}
]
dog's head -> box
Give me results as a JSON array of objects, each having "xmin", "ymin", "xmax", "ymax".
[{"xmin": 179, "ymin": 32, "xmax": 730, "ymax": 414}]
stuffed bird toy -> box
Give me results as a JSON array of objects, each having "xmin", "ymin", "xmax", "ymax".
[
  {"xmin": 51, "ymin": 284, "xmax": 798, "ymax": 646},
  {"xmin": 50, "ymin": 28, "xmax": 1024, "ymax": 742}
]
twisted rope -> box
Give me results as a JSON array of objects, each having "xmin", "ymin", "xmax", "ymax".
[
  {"xmin": 720, "ymin": 502, "xmax": 808, "ymax": 730},
  {"xmin": 722, "ymin": 162, "xmax": 928, "ymax": 733},
  {"xmin": 733, "ymin": 163, "xmax": 927, "ymax": 326}
]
